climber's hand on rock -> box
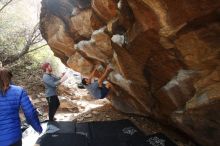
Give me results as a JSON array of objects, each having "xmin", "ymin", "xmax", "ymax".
[
  {"xmin": 61, "ymin": 72, "xmax": 66, "ymax": 77},
  {"xmin": 106, "ymin": 65, "xmax": 113, "ymax": 72}
]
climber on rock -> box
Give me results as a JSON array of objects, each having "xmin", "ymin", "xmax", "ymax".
[{"xmin": 81, "ymin": 64, "xmax": 113, "ymax": 99}]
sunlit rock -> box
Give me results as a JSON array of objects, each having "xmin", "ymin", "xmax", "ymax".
[
  {"xmin": 111, "ymin": 34, "xmax": 125, "ymax": 47},
  {"xmin": 40, "ymin": 15, "xmax": 75, "ymax": 58},
  {"xmin": 142, "ymin": 0, "xmax": 220, "ymax": 37},
  {"xmin": 40, "ymin": 0, "xmax": 220, "ymax": 145},
  {"xmin": 69, "ymin": 9, "xmax": 94, "ymax": 40},
  {"xmin": 91, "ymin": 0, "xmax": 118, "ymax": 22},
  {"xmin": 67, "ymin": 52, "xmax": 93, "ymax": 76},
  {"xmin": 75, "ymin": 27, "xmax": 113, "ymax": 63}
]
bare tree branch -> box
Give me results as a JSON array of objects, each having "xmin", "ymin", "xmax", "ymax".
[
  {"xmin": 0, "ymin": 0, "xmax": 13, "ymax": 12},
  {"xmin": 2, "ymin": 22, "xmax": 46, "ymax": 65},
  {"xmin": 28, "ymin": 44, "xmax": 47, "ymax": 53}
]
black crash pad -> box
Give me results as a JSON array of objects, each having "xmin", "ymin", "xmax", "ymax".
[
  {"xmin": 36, "ymin": 119, "xmax": 177, "ymax": 146},
  {"xmin": 40, "ymin": 133, "xmax": 88, "ymax": 146}
]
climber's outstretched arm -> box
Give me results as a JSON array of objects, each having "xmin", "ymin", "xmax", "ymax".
[
  {"xmin": 87, "ymin": 65, "xmax": 98, "ymax": 83},
  {"xmin": 98, "ymin": 65, "xmax": 113, "ymax": 87}
]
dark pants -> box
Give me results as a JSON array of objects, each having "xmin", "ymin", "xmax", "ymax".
[
  {"xmin": 10, "ymin": 139, "xmax": 22, "ymax": 146},
  {"xmin": 100, "ymin": 85, "xmax": 110, "ymax": 99},
  {"xmin": 46, "ymin": 95, "xmax": 60, "ymax": 121}
]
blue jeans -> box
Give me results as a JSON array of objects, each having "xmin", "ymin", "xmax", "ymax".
[{"xmin": 100, "ymin": 85, "xmax": 109, "ymax": 99}]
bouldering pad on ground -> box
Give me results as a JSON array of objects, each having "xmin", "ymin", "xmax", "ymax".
[{"xmin": 34, "ymin": 120, "xmax": 177, "ymax": 146}]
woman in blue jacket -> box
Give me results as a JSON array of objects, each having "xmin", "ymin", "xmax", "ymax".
[{"xmin": 0, "ymin": 68, "xmax": 42, "ymax": 146}]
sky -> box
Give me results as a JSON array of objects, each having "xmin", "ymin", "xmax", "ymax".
[
  {"xmin": 3, "ymin": 0, "xmax": 42, "ymax": 27},
  {"xmin": 1, "ymin": 0, "xmax": 68, "ymax": 74}
]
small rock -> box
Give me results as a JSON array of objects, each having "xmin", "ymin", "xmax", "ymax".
[
  {"xmin": 32, "ymin": 99, "xmax": 41, "ymax": 104},
  {"xmin": 84, "ymin": 114, "xmax": 92, "ymax": 118},
  {"xmin": 41, "ymin": 98, "xmax": 47, "ymax": 102},
  {"xmin": 92, "ymin": 111, "xmax": 99, "ymax": 115},
  {"xmin": 107, "ymin": 118, "xmax": 112, "ymax": 121},
  {"xmin": 77, "ymin": 117, "xmax": 84, "ymax": 121}
]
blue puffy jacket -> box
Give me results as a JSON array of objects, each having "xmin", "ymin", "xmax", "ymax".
[{"xmin": 0, "ymin": 85, "xmax": 42, "ymax": 146}]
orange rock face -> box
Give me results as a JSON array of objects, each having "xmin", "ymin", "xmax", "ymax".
[{"xmin": 40, "ymin": 0, "xmax": 220, "ymax": 145}]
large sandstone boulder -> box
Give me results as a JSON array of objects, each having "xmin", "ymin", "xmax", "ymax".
[{"xmin": 40, "ymin": 0, "xmax": 220, "ymax": 145}]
